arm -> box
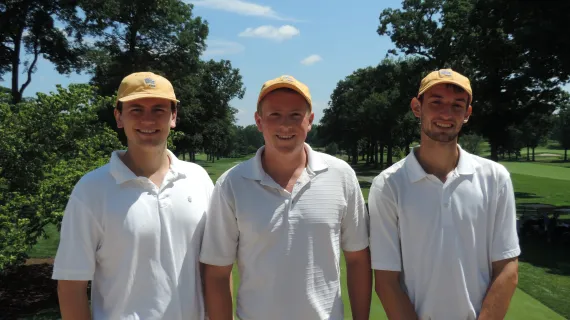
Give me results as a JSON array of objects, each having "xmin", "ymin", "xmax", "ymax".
[
  {"xmin": 341, "ymin": 172, "xmax": 372, "ymax": 319},
  {"xmin": 479, "ymin": 174, "xmax": 521, "ymax": 319},
  {"xmin": 199, "ymin": 180, "xmax": 239, "ymax": 320},
  {"xmin": 478, "ymin": 258, "xmax": 519, "ymax": 320},
  {"xmin": 203, "ymin": 264, "xmax": 234, "ymax": 320},
  {"xmin": 375, "ymin": 270, "xmax": 418, "ymax": 320},
  {"xmin": 58, "ymin": 280, "xmax": 91, "ymax": 320},
  {"xmin": 345, "ymin": 248, "xmax": 372, "ymax": 320},
  {"xmin": 368, "ymin": 175, "xmax": 418, "ymax": 320}
]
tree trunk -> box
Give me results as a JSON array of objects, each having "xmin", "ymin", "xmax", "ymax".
[
  {"xmin": 379, "ymin": 144, "xmax": 384, "ymax": 168},
  {"xmin": 351, "ymin": 143, "xmax": 358, "ymax": 165},
  {"xmin": 387, "ymin": 143, "xmax": 393, "ymax": 166},
  {"xmin": 490, "ymin": 141, "xmax": 499, "ymax": 161},
  {"xmin": 527, "ymin": 146, "xmax": 530, "ymax": 161},
  {"xmin": 11, "ymin": 31, "xmax": 22, "ymax": 104},
  {"xmin": 374, "ymin": 142, "xmax": 378, "ymax": 166},
  {"xmin": 565, "ymin": 148, "xmax": 568, "ymax": 161},
  {"xmin": 532, "ymin": 147, "xmax": 536, "ymax": 162}
]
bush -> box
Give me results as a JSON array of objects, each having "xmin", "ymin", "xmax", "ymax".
[{"xmin": 0, "ymin": 85, "xmax": 122, "ymax": 271}]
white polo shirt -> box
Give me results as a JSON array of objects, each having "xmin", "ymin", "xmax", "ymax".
[
  {"xmin": 200, "ymin": 144, "xmax": 369, "ymax": 320},
  {"xmin": 52, "ymin": 150, "xmax": 214, "ymax": 320},
  {"xmin": 369, "ymin": 145, "xmax": 521, "ymax": 320}
]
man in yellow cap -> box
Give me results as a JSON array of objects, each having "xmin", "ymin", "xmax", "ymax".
[
  {"xmin": 368, "ymin": 69, "xmax": 520, "ymax": 319},
  {"xmin": 200, "ymin": 75, "xmax": 372, "ymax": 320},
  {"xmin": 52, "ymin": 72, "xmax": 215, "ymax": 320}
]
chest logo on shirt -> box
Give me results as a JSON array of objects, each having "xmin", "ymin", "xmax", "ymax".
[{"xmin": 187, "ymin": 196, "xmax": 192, "ymax": 202}]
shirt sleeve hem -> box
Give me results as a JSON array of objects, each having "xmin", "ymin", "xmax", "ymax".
[
  {"xmin": 342, "ymin": 241, "xmax": 369, "ymax": 252},
  {"xmin": 51, "ymin": 269, "xmax": 94, "ymax": 281},
  {"xmin": 491, "ymin": 247, "xmax": 521, "ymax": 262},
  {"xmin": 371, "ymin": 262, "xmax": 402, "ymax": 271},
  {"xmin": 199, "ymin": 255, "xmax": 235, "ymax": 267}
]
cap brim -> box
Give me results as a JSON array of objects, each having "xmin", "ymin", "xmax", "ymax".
[
  {"xmin": 258, "ymin": 83, "xmax": 312, "ymax": 108},
  {"xmin": 418, "ymin": 80, "xmax": 472, "ymax": 100},
  {"xmin": 116, "ymin": 93, "xmax": 180, "ymax": 105}
]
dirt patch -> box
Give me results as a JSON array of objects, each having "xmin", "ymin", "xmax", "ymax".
[{"xmin": 0, "ymin": 261, "xmax": 58, "ymax": 319}]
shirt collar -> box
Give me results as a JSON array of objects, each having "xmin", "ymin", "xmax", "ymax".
[
  {"xmin": 405, "ymin": 144, "xmax": 477, "ymax": 183},
  {"xmin": 241, "ymin": 143, "xmax": 328, "ymax": 180},
  {"xmin": 110, "ymin": 149, "xmax": 185, "ymax": 184}
]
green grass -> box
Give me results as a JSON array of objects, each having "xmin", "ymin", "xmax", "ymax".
[
  {"xmin": 501, "ymin": 162, "xmax": 570, "ymax": 182},
  {"xmin": 26, "ymin": 151, "xmax": 570, "ymax": 319}
]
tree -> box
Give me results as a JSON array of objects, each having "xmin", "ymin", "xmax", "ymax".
[
  {"xmin": 0, "ymin": 84, "xmax": 122, "ymax": 270},
  {"xmin": 557, "ymin": 105, "xmax": 570, "ymax": 161},
  {"xmin": 520, "ymin": 113, "xmax": 553, "ymax": 161},
  {"xmin": 378, "ymin": 0, "xmax": 568, "ymax": 161},
  {"xmin": 0, "ymin": 0, "xmax": 87, "ymax": 103},
  {"xmin": 79, "ymin": 0, "xmax": 209, "ymax": 144}
]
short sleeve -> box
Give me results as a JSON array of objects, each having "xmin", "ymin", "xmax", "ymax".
[
  {"xmin": 199, "ymin": 181, "xmax": 239, "ymax": 266},
  {"xmin": 368, "ymin": 175, "xmax": 402, "ymax": 271},
  {"xmin": 491, "ymin": 177, "xmax": 521, "ymax": 262},
  {"xmin": 341, "ymin": 172, "xmax": 369, "ymax": 252},
  {"xmin": 52, "ymin": 195, "xmax": 102, "ymax": 280}
]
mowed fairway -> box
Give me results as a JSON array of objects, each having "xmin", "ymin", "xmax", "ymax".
[{"xmin": 24, "ymin": 153, "xmax": 567, "ymax": 319}]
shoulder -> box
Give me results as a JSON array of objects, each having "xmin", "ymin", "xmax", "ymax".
[
  {"xmin": 215, "ymin": 157, "xmax": 256, "ymax": 186},
  {"xmin": 468, "ymin": 152, "xmax": 512, "ymax": 185},
  {"xmin": 371, "ymin": 157, "xmax": 408, "ymax": 190},
  {"xmin": 175, "ymin": 160, "xmax": 213, "ymax": 184}
]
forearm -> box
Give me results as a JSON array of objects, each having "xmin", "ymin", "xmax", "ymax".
[
  {"xmin": 58, "ymin": 287, "xmax": 91, "ymax": 320},
  {"xmin": 346, "ymin": 258, "xmax": 372, "ymax": 320},
  {"xmin": 479, "ymin": 261, "xmax": 519, "ymax": 320},
  {"xmin": 204, "ymin": 276, "xmax": 233, "ymax": 320},
  {"xmin": 375, "ymin": 277, "xmax": 417, "ymax": 320}
]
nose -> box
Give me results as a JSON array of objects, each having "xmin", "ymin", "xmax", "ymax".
[
  {"xmin": 140, "ymin": 110, "xmax": 156, "ymax": 124},
  {"xmin": 439, "ymin": 104, "xmax": 454, "ymax": 119}
]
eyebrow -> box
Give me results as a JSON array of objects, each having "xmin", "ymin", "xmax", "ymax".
[
  {"xmin": 428, "ymin": 94, "xmax": 467, "ymax": 103},
  {"xmin": 128, "ymin": 104, "xmax": 168, "ymax": 108}
]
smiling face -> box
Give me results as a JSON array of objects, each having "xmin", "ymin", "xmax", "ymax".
[
  {"xmin": 411, "ymin": 83, "xmax": 472, "ymax": 144},
  {"xmin": 114, "ymin": 97, "xmax": 177, "ymax": 151},
  {"xmin": 255, "ymin": 88, "xmax": 314, "ymax": 156}
]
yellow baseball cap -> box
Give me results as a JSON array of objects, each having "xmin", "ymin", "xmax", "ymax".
[
  {"xmin": 257, "ymin": 75, "xmax": 312, "ymax": 111},
  {"xmin": 418, "ymin": 69, "xmax": 473, "ymax": 102},
  {"xmin": 115, "ymin": 72, "xmax": 179, "ymax": 107}
]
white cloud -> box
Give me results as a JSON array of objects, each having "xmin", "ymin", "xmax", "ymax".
[
  {"xmin": 202, "ymin": 40, "xmax": 245, "ymax": 57},
  {"xmin": 239, "ymin": 25, "xmax": 300, "ymax": 42},
  {"xmin": 190, "ymin": 0, "xmax": 293, "ymax": 21},
  {"xmin": 301, "ymin": 54, "xmax": 322, "ymax": 66}
]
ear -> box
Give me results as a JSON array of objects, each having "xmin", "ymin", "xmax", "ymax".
[
  {"xmin": 410, "ymin": 97, "xmax": 421, "ymax": 118},
  {"xmin": 255, "ymin": 111, "xmax": 263, "ymax": 132},
  {"xmin": 170, "ymin": 107, "xmax": 177, "ymax": 129},
  {"xmin": 114, "ymin": 108, "xmax": 124, "ymax": 129},
  {"xmin": 464, "ymin": 105, "xmax": 473, "ymax": 123},
  {"xmin": 307, "ymin": 112, "xmax": 314, "ymax": 130}
]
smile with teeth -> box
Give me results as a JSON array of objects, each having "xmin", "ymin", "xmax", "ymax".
[
  {"xmin": 435, "ymin": 122, "xmax": 452, "ymax": 128},
  {"xmin": 277, "ymin": 135, "xmax": 294, "ymax": 140},
  {"xmin": 138, "ymin": 129, "xmax": 158, "ymax": 134}
]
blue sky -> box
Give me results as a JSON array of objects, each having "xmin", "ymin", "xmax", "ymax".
[
  {"xmin": 0, "ymin": 0, "xmax": 402, "ymax": 126},
  {"xmin": 2, "ymin": 0, "xmax": 568, "ymax": 126}
]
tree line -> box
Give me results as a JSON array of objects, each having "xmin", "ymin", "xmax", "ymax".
[
  {"xmin": 2, "ymin": 0, "xmax": 570, "ymax": 271},
  {"xmin": 318, "ymin": 0, "xmax": 570, "ymax": 167}
]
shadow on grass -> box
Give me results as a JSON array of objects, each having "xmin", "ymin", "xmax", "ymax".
[
  {"xmin": 515, "ymin": 192, "xmax": 542, "ymax": 200},
  {"xmin": 359, "ymin": 181, "xmax": 372, "ymax": 189},
  {"xmin": 519, "ymin": 240, "xmax": 570, "ymax": 277}
]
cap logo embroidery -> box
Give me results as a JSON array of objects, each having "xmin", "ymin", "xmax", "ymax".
[
  {"xmin": 281, "ymin": 75, "xmax": 294, "ymax": 82},
  {"xmin": 144, "ymin": 78, "xmax": 156, "ymax": 88},
  {"xmin": 439, "ymin": 69, "xmax": 453, "ymax": 77}
]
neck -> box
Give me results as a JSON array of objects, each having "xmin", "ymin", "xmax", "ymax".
[
  {"xmin": 261, "ymin": 145, "xmax": 307, "ymax": 180},
  {"xmin": 415, "ymin": 136, "xmax": 459, "ymax": 181},
  {"xmin": 121, "ymin": 146, "xmax": 170, "ymax": 177}
]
